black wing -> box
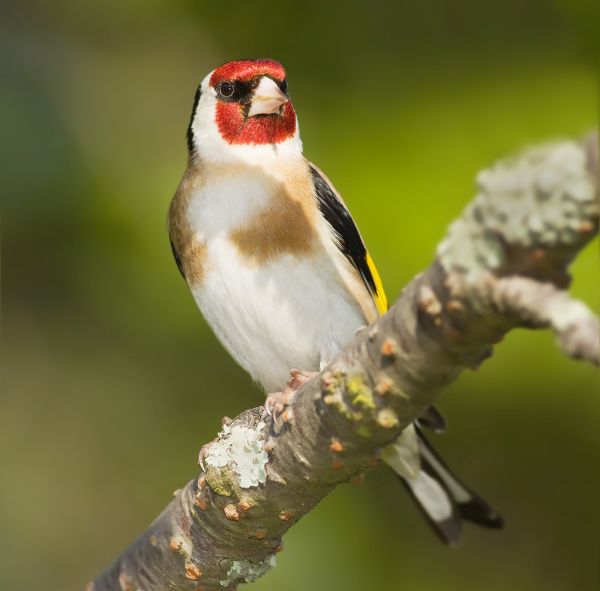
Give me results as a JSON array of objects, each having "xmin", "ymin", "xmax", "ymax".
[
  {"xmin": 309, "ymin": 164, "xmax": 384, "ymax": 308},
  {"xmin": 169, "ymin": 235, "xmax": 185, "ymax": 278}
]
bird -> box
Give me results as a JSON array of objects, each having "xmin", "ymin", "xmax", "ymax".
[{"xmin": 168, "ymin": 58, "xmax": 503, "ymax": 544}]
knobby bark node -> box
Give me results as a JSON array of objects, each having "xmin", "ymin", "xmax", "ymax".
[{"xmin": 91, "ymin": 133, "xmax": 598, "ymax": 591}]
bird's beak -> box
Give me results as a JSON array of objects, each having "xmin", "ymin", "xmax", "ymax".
[{"xmin": 248, "ymin": 77, "xmax": 288, "ymax": 117}]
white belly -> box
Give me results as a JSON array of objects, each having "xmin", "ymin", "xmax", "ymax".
[{"xmin": 191, "ymin": 236, "xmax": 364, "ymax": 392}]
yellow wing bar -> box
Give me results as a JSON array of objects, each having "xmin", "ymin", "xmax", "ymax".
[{"xmin": 366, "ymin": 252, "xmax": 388, "ymax": 315}]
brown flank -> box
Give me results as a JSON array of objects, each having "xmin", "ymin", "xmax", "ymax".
[{"xmin": 168, "ymin": 165, "xmax": 208, "ymax": 285}]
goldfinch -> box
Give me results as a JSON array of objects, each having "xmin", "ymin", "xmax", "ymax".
[{"xmin": 168, "ymin": 59, "xmax": 503, "ymax": 544}]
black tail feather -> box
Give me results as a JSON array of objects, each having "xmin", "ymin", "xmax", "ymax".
[
  {"xmin": 418, "ymin": 406, "xmax": 447, "ymax": 433},
  {"xmin": 391, "ymin": 425, "xmax": 503, "ymax": 545},
  {"xmin": 457, "ymin": 498, "xmax": 504, "ymax": 529},
  {"xmin": 398, "ymin": 463, "xmax": 463, "ymax": 546},
  {"xmin": 417, "ymin": 427, "xmax": 504, "ymax": 531}
]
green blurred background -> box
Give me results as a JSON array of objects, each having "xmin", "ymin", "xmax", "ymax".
[{"xmin": 2, "ymin": 1, "xmax": 598, "ymax": 590}]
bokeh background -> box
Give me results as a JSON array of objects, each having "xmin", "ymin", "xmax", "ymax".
[{"xmin": 2, "ymin": 1, "xmax": 598, "ymax": 590}]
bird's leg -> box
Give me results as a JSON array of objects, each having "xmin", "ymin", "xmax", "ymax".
[
  {"xmin": 264, "ymin": 389, "xmax": 294, "ymax": 422},
  {"xmin": 287, "ymin": 368, "xmax": 318, "ymax": 390},
  {"xmin": 265, "ymin": 369, "xmax": 318, "ymax": 427}
]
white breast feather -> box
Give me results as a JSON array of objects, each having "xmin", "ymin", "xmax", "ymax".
[{"xmin": 186, "ymin": 166, "xmax": 366, "ymax": 392}]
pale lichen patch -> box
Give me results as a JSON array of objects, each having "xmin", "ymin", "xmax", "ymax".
[
  {"xmin": 206, "ymin": 422, "xmax": 269, "ymax": 489},
  {"xmin": 219, "ymin": 555, "xmax": 276, "ymax": 587},
  {"xmin": 438, "ymin": 140, "xmax": 596, "ymax": 282},
  {"xmin": 546, "ymin": 297, "xmax": 592, "ymax": 332}
]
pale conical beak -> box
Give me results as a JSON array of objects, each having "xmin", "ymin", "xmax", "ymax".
[{"xmin": 248, "ymin": 77, "xmax": 288, "ymax": 117}]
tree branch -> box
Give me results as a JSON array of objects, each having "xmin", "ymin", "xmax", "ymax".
[
  {"xmin": 90, "ymin": 133, "xmax": 598, "ymax": 591},
  {"xmin": 491, "ymin": 276, "xmax": 599, "ymax": 364}
]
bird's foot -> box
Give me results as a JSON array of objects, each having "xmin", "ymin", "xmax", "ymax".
[
  {"xmin": 264, "ymin": 369, "xmax": 317, "ymax": 430},
  {"xmin": 287, "ymin": 368, "xmax": 317, "ymax": 390},
  {"xmin": 265, "ymin": 389, "xmax": 295, "ymax": 425}
]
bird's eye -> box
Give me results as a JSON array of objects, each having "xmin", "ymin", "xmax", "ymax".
[
  {"xmin": 219, "ymin": 81, "xmax": 235, "ymax": 98},
  {"xmin": 280, "ymin": 79, "xmax": 288, "ymax": 94}
]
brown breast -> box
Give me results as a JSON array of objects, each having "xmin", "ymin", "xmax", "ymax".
[{"xmin": 229, "ymin": 173, "xmax": 318, "ymax": 265}]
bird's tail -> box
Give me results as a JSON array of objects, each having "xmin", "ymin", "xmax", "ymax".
[{"xmin": 390, "ymin": 426, "xmax": 504, "ymax": 545}]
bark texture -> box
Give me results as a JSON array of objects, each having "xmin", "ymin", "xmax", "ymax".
[{"xmin": 91, "ymin": 133, "xmax": 599, "ymax": 591}]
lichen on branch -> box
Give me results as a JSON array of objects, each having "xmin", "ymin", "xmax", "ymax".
[
  {"xmin": 439, "ymin": 138, "xmax": 597, "ymax": 283},
  {"xmin": 204, "ymin": 420, "xmax": 269, "ymax": 492}
]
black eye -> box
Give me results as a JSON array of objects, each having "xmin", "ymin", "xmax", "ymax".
[
  {"xmin": 280, "ymin": 79, "xmax": 288, "ymax": 94},
  {"xmin": 219, "ymin": 81, "xmax": 235, "ymax": 98}
]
